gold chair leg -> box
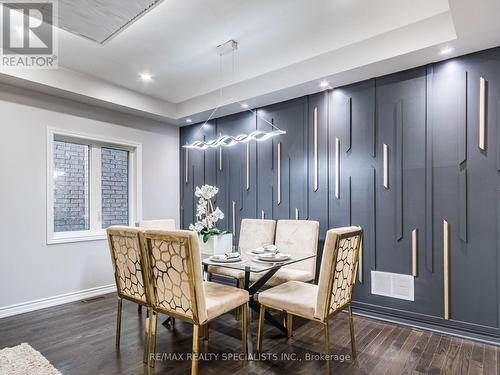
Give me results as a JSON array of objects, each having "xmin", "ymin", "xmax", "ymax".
[
  {"xmin": 115, "ymin": 298, "xmax": 122, "ymax": 347},
  {"xmin": 148, "ymin": 311, "xmax": 158, "ymax": 368},
  {"xmin": 235, "ymin": 279, "xmax": 244, "ymax": 321},
  {"xmin": 348, "ymin": 304, "xmax": 357, "ymax": 360},
  {"xmin": 172, "ymin": 317, "xmax": 176, "ymax": 326},
  {"xmin": 143, "ymin": 307, "xmax": 151, "ymax": 363},
  {"xmin": 286, "ymin": 312, "xmax": 293, "ymax": 339},
  {"xmin": 256, "ymin": 305, "xmax": 265, "ymax": 353},
  {"xmin": 192, "ymin": 324, "xmax": 200, "ymax": 375},
  {"xmin": 241, "ymin": 304, "xmax": 247, "ymax": 355},
  {"xmin": 324, "ymin": 322, "xmax": 331, "ymax": 374}
]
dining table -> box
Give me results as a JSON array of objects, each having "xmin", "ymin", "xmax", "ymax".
[{"xmin": 201, "ymin": 251, "xmax": 316, "ymax": 354}]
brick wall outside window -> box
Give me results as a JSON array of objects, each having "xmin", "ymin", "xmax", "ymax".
[
  {"xmin": 101, "ymin": 148, "xmax": 129, "ymax": 228},
  {"xmin": 53, "ymin": 141, "xmax": 89, "ymax": 232}
]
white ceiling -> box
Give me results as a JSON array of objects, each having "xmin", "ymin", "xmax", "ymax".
[
  {"xmin": 58, "ymin": 0, "xmax": 450, "ymax": 103},
  {"xmin": 1, "ymin": 0, "xmax": 500, "ymax": 125}
]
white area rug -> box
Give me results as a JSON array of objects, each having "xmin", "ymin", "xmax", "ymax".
[{"xmin": 0, "ymin": 343, "xmax": 61, "ymax": 375}]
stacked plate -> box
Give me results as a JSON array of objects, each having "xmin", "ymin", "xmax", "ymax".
[
  {"xmin": 254, "ymin": 252, "xmax": 291, "ymax": 263},
  {"xmin": 248, "ymin": 244, "xmax": 279, "ymax": 255},
  {"xmin": 209, "ymin": 253, "xmax": 242, "ymax": 263}
]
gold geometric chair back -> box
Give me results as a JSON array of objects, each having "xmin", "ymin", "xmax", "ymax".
[
  {"xmin": 315, "ymin": 226, "xmax": 362, "ymax": 321},
  {"xmin": 274, "ymin": 220, "xmax": 319, "ymax": 278},
  {"xmin": 141, "ymin": 229, "xmax": 208, "ymax": 325},
  {"xmin": 135, "ymin": 219, "xmax": 176, "ymax": 230},
  {"xmin": 239, "ymin": 218, "xmax": 276, "ymax": 252},
  {"xmin": 107, "ymin": 226, "xmax": 149, "ymax": 306}
]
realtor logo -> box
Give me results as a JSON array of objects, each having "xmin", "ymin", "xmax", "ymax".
[{"xmin": 0, "ymin": 1, "xmax": 58, "ymax": 68}]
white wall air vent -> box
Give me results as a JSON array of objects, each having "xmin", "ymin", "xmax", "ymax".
[
  {"xmin": 58, "ymin": 0, "xmax": 164, "ymax": 44},
  {"xmin": 371, "ymin": 271, "xmax": 414, "ymax": 301}
]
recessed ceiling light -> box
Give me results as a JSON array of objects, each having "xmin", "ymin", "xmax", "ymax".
[
  {"xmin": 241, "ymin": 103, "xmax": 249, "ymax": 108},
  {"xmin": 186, "ymin": 119, "xmax": 192, "ymax": 123},
  {"xmin": 320, "ymin": 80, "xmax": 330, "ymax": 89},
  {"xmin": 139, "ymin": 72, "xmax": 153, "ymax": 81},
  {"xmin": 440, "ymin": 46, "xmax": 454, "ymax": 55}
]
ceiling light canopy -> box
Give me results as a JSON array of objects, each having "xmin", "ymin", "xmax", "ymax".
[{"xmin": 320, "ymin": 80, "xmax": 330, "ymax": 88}]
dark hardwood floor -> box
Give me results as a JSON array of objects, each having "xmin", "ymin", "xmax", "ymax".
[{"xmin": 0, "ymin": 293, "xmax": 498, "ymax": 374}]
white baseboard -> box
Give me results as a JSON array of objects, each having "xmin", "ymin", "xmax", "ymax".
[{"xmin": 0, "ymin": 284, "xmax": 116, "ymax": 319}]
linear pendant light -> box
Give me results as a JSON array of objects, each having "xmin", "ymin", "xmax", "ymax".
[{"xmin": 182, "ymin": 40, "xmax": 286, "ymax": 150}]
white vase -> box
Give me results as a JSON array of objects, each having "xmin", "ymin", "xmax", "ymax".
[{"xmin": 198, "ymin": 233, "xmax": 233, "ymax": 255}]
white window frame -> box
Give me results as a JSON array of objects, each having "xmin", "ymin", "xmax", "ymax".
[{"xmin": 47, "ymin": 127, "xmax": 142, "ymax": 244}]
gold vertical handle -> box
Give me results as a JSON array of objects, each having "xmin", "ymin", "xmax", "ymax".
[
  {"xmin": 185, "ymin": 146, "xmax": 189, "ymax": 183},
  {"xmin": 335, "ymin": 137, "xmax": 340, "ymax": 199},
  {"xmin": 246, "ymin": 143, "xmax": 250, "ymax": 190},
  {"xmin": 313, "ymin": 107, "xmax": 319, "ymax": 191},
  {"xmin": 219, "ymin": 133, "xmax": 223, "ymax": 171},
  {"xmin": 358, "ymin": 238, "xmax": 363, "ymax": 283},
  {"xmin": 295, "ymin": 208, "xmax": 299, "ymax": 220},
  {"xmin": 232, "ymin": 201, "xmax": 236, "ymax": 234},
  {"xmin": 412, "ymin": 229, "xmax": 417, "ymax": 277},
  {"xmin": 479, "ymin": 77, "xmax": 486, "ymax": 150},
  {"xmin": 277, "ymin": 142, "xmax": 282, "ymax": 205},
  {"xmin": 443, "ymin": 220, "xmax": 449, "ymax": 320},
  {"xmin": 383, "ymin": 143, "xmax": 389, "ymax": 189},
  {"xmin": 261, "ymin": 210, "xmax": 265, "ymax": 219}
]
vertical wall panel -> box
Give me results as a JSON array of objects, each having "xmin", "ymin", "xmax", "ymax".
[
  {"xmin": 497, "ymin": 100, "xmax": 500, "ymax": 170},
  {"xmin": 376, "ymin": 68, "xmax": 426, "ymax": 277},
  {"xmin": 216, "ymin": 112, "xmax": 257, "ymax": 244},
  {"xmin": 179, "ymin": 122, "xmax": 216, "ymax": 230},
  {"xmin": 459, "ymin": 168, "xmax": 467, "ymax": 242},
  {"xmin": 308, "ymin": 92, "xmax": 329, "ymax": 238},
  {"xmin": 257, "ymin": 98, "xmax": 307, "ymax": 222},
  {"xmin": 425, "ymin": 65, "xmax": 434, "ymax": 272},
  {"xmin": 458, "ymin": 72, "xmax": 468, "ymax": 165},
  {"xmin": 395, "ymin": 100, "xmax": 404, "ymax": 241}
]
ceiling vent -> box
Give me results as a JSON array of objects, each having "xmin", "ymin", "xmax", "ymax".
[{"xmin": 58, "ymin": 0, "xmax": 164, "ymax": 44}]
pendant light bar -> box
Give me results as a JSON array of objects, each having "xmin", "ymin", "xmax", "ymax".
[{"xmin": 183, "ymin": 129, "xmax": 286, "ymax": 150}]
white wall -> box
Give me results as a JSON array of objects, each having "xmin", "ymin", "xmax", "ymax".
[{"xmin": 0, "ymin": 83, "xmax": 179, "ymax": 310}]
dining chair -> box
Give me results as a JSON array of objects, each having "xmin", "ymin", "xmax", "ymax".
[
  {"xmin": 207, "ymin": 218, "xmax": 276, "ymax": 287},
  {"xmin": 135, "ymin": 219, "xmax": 176, "ymax": 315},
  {"xmin": 135, "ymin": 219, "xmax": 176, "ymax": 230},
  {"xmin": 250, "ymin": 220, "xmax": 319, "ymax": 286},
  {"xmin": 106, "ymin": 226, "xmax": 151, "ymax": 363},
  {"xmin": 256, "ymin": 226, "xmax": 362, "ymax": 374},
  {"xmin": 141, "ymin": 229, "xmax": 249, "ymax": 374}
]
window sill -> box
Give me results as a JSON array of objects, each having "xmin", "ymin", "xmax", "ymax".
[{"xmin": 47, "ymin": 231, "xmax": 107, "ymax": 245}]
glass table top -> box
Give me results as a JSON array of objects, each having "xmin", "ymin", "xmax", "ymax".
[{"xmin": 201, "ymin": 251, "xmax": 316, "ymax": 273}]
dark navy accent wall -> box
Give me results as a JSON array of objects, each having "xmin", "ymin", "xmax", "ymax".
[{"xmin": 180, "ymin": 46, "xmax": 500, "ymax": 340}]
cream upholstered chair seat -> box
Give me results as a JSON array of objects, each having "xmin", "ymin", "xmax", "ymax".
[
  {"xmin": 206, "ymin": 266, "xmax": 245, "ymax": 280},
  {"xmin": 258, "ymin": 280, "xmax": 318, "ymax": 319},
  {"xmin": 204, "ymin": 281, "xmax": 249, "ymax": 320},
  {"xmin": 208, "ymin": 219, "xmax": 276, "ymax": 282},
  {"xmin": 250, "ymin": 268, "xmax": 314, "ymax": 286}
]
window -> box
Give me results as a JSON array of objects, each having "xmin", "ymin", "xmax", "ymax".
[{"xmin": 47, "ymin": 129, "xmax": 142, "ymax": 244}]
